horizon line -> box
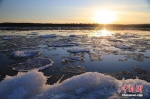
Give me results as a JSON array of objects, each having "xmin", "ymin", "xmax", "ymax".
[{"xmin": 1, "ymin": 22, "xmax": 150, "ymax": 25}]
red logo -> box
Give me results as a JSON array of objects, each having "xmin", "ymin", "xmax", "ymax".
[{"xmin": 122, "ymin": 84, "xmax": 143, "ymax": 93}]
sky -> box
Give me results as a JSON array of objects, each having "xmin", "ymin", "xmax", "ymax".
[{"xmin": 0, "ymin": 0, "xmax": 150, "ymax": 24}]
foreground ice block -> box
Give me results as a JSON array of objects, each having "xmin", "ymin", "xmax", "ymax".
[{"xmin": 0, "ymin": 71, "xmax": 150, "ymax": 99}]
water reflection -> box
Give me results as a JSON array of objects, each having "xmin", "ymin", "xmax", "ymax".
[{"xmin": 94, "ymin": 29, "xmax": 112, "ymax": 37}]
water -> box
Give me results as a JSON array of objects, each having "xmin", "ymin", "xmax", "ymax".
[{"xmin": 0, "ymin": 29, "xmax": 150, "ymax": 83}]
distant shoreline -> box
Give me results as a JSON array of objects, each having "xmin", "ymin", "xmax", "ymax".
[{"xmin": 0, "ymin": 23, "xmax": 150, "ymax": 30}]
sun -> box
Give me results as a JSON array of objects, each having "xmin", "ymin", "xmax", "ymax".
[{"xmin": 93, "ymin": 9, "xmax": 117, "ymax": 24}]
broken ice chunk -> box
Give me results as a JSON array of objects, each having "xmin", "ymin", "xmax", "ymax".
[
  {"xmin": 2, "ymin": 36, "xmax": 13, "ymax": 40},
  {"xmin": 27, "ymin": 32, "xmax": 39, "ymax": 35},
  {"xmin": 38, "ymin": 34, "xmax": 56, "ymax": 38},
  {"xmin": 114, "ymin": 45, "xmax": 132, "ymax": 49},
  {"xmin": 60, "ymin": 66, "xmax": 86, "ymax": 73},
  {"xmin": 48, "ymin": 42, "xmax": 79, "ymax": 47},
  {"xmin": 69, "ymin": 35, "xmax": 76, "ymax": 37},
  {"xmin": 11, "ymin": 50, "xmax": 42, "ymax": 58},
  {"xmin": 67, "ymin": 48, "xmax": 89, "ymax": 53},
  {"xmin": 13, "ymin": 57, "xmax": 54, "ymax": 71},
  {"xmin": 89, "ymin": 53, "xmax": 102, "ymax": 61}
]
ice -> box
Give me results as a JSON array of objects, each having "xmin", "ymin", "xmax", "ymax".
[
  {"xmin": 12, "ymin": 57, "xmax": 54, "ymax": 71},
  {"xmin": 75, "ymin": 87, "xmax": 86, "ymax": 94},
  {"xmin": 114, "ymin": 44, "xmax": 132, "ymax": 49},
  {"xmin": 60, "ymin": 66, "xmax": 86, "ymax": 73},
  {"xmin": 2, "ymin": 36, "xmax": 13, "ymax": 40},
  {"xmin": 48, "ymin": 42, "xmax": 79, "ymax": 47},
  {"xmin": 89, "ymin": 53, "xmax": 102, "ymax": 61},
  {"xmin": 11, "ymin": 50, "xmax": 42, "ymax": 58},
  {"xmin": 0, "ymin": 71, "xmax": 150, "ymax": 99},
  {"xmin": 38, "ymin": 34, "xmax": 56, "ymax": 38},
  {"xmin": 27, "ymin": 32, "xmax": 39, "ymax": 35},
  {"xmin": 1, "ymin": 31, "xmax": 150, "ymax": 99},
  {"xmin": 37, "ymin": 58, "xmax": 54, "ymax": 71},
  {"xmin": 121, "ymin": 33, "xmax": 137, "ymax": 38},
  {"xmin": 69, "ymin": 35, "xmax": 76, "ymax": 37},
  {"xmin": 67, "ymin": 48, "xmax": 89, "ymax": 53},
  {"xmin": 0, "ymin": 36, "xmax": 42, "ymax": 53},
  {"xmin": 0, "ymin": 70, "xmax": 47, "ymax": 99},
  {"xmin": 68, "ymin": 56, "xmax": 82, "ymax": 61},
  {"xmin": 124, "ymin": 53, "xmax": 147, "ymax": 62}
]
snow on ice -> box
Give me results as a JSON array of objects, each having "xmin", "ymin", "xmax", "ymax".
[{"xmin": 0, "ymin": 70, "xmax": 150, "ymax": 99}]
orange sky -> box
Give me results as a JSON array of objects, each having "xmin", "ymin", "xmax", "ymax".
[{"xmin": 0, "ymin": 0, "xmax": 150, "ymax": 24}]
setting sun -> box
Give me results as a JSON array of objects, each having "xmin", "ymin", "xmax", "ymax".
[{"xmin": 93, "ymin": 10, "xmax": 117, "ymax": 24}]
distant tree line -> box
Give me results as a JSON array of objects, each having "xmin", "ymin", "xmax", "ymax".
[{"xmin": 0, "ymin": 23, "xmax": 150, "ymax": 30}]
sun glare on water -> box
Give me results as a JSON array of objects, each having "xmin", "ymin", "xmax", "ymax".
[
  {"xmin": 94, "ymin": 29, "xmax": 112, "ymax": 37},
  {"xmin": 93, "ymin": 9, "xmax": 117, "ymax": 24}
]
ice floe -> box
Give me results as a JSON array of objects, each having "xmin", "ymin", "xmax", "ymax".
[
  {"xmin": 48, "ymin": 42, "xmax": 79, "ymax": 47},
  {"xmin": 11, "ymin": 50, "xmax": 42, "ymax": 58},
  {"xmin": 38, "ymin": 34, "xmax": 56, "ymax": 38},
  {"xmin": 0, "ymin": 36, "xmax": 42, "ymax": 53},
  {"xmin": 2, "ymin": 36, "xmax": 13, "ymax": 40},
  {"xmin": 105, "ymin": 66, "xmax": 150, "ymax": 82},
  {"xmin": 89, "ymin": 53, "xmax": 102, "ymax": 61},
  {"xmin": 61, "ymin": 59, "xmax": 68, "ymax": 64},
  {"xmin": 27, "ymin": 32, "xmax": 39, "ymax": 35},
  {"xmin": 114, "ymin": 44, "xmax": 132, "ymax": 49},
  {"xmin": 0, "ymin": 70, "xmax": 150, "ymax": 99},
  {"xmin": 69, "ymin": 34, "xmax": 76, "ymax": 37},
  {"xmin": 60, "ymin": 66, "xmax": 86, "ymax": 73},
  {"xmin": 120, "ymin": 33, "xmax": 137, "ymax": 38},
  {"xmin": 12, "ymin": 57, "xmax": 54, "ymax": 71},
  {"xmin": 124, "ymin": 53, "xmax": 148, "ymax": 62},
  {"xmin": 67, "ymin": 48, "xmax": 89, "ymax": 53}
]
